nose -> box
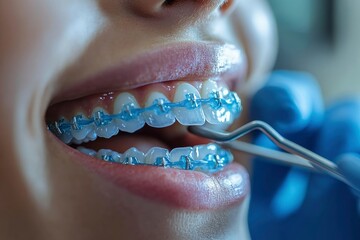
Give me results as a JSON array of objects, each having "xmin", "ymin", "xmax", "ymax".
[{"xmin": 129, "ymin": 0, "xmax": 235, "ymax": 20}]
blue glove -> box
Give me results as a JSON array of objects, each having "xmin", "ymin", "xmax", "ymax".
[
  {"xmin": 337, "ymin": 154, "xmax": 360, "ymax": 213},
  {"xmin": 248, "ymin": 70, "xmax": 360, "ymax": 240}
]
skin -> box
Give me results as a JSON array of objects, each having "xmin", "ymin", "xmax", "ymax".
[{"xmin": 0, "ymin": 0, "xmax": 276, "ymax": 239}]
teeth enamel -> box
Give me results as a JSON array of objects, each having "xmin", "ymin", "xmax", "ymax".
[
  {"xmin": 145, "ymin": 147, "xmax": 170, "ymax": 165},
  {"xmin": 114, "ymin": 93, "xmax": 145, "ymax": 133},
  {"xmin": 110, "ymin": 151, "xmax": 122, "ymax": 163},
  {"xmin": 190, "ymin": 143, "xmax": 218, "ymax": 160},
  {"xmin": 143, "ymin": 92, "xmax": 176, "ymax": 128},
  {"xmin": 220, "ymin": 88, "xmax": 239, "ymax": 123},
  {"xmin": 169, "ymin": 147, "xmax": 192, "ymax": 162},
  {"xmin": 85, "ymin": 131, "xmax": 97, "ymax": 141},
  {"xmin": 77, "ymin": 146, "xmax": 97, "ymax": 157},
  {"xmin": 79, "ymin": 143, "xmax": 233, "ymax": 172},
  {"xmin": 48, "ymin": 81, "xmax": 242, "ymax": 147},
  {"xmin": 92, "ymin": 108, "xmax": 119, "ymax": 138},
  {"xmin": 173, "ymin": 83, "xmax": 205, "ymax": 125},
  {"xmin": 58, "ymin": 121, "xmax": 73, "ymax": 144},
  {"xmin": 123, "ymin": 147, "xmax": 145, "ymax": 164},
  {"xmin": 202, "ymin": 121, "xmax": 229, "ymax": 132},
  {"xmin": 70, "ymin": 114, "xmax": 94, "ymax": 140},
  {"xmin": 71, "ymin": 126, "xmax": 92, "ymax": 141},
  {"xmin": 96, "ymin": 149, "xmax": 122, "ymax": 162},
  {"xmin": 201, "ymin": 80, "xmax": 232, "ymax": 125},
  {"xmin": 97, "ymin": 149, "xmax": 114, "ymax": 161}
]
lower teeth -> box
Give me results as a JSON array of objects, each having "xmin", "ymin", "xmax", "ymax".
[{"xmin": 77, "ymin": 143, "xmax": 233, "ymax": 173}]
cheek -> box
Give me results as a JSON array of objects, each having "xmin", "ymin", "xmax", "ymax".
[
  {"xmin": 0, "ymin": 0, "xmax": 101, "ymax": 90},
  {"xmin": 0, "ymin": 1, "xmax": 60, "ymax": 72},
  {"xmin": 0, "ymin": 0, "xmax": 103, "ymax": 210},
  {"xmin": 230, "ymin": 0, "xmax": 278, "ymax": 95},
  {"xmin": 0, "ymin": 0, "xmax": 103, "ymax": 140}
]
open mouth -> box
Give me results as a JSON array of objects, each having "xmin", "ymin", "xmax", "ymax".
[
  {"xmin": 47, "ymin": 80, "xmax": 241, "ymax": 172},
  {"xmin": 45, "ymin": 42, "xmax": 250, "ymax": 210}
]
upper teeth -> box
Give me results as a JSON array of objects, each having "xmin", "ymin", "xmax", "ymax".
[
  {"xmin": 173, "ymin": 83, "xmax": 206, "ymax": 125},
  {"xmin": 48, "ymin": 80, "xmax": 242, "ymax": 144},
  {"xmin": 143, "ymin": 92, "xmax": 175, "ymax": 128}
]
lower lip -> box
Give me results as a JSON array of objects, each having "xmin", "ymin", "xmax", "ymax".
[{"xmin": 54, "ymin": 133, "xmax": 249, "ymax": 210}]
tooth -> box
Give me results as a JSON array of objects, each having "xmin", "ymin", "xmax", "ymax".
[
  {"xmin": 169, "ymin": 147, "xmax": 193, "ymax": 170},
  {"xmin": 123, "ymin": 147, "xmax": 145, "ymax": 164},
  {"xmin": 145, "ymin": 147, "xmax": 170, "ymax": 165},
  {"xmin": 114, "ymin": 93, "xmax": 145, "ymax": 133},
  {"xmin": 143, "ymin": 92, "xmax": 175, "ymax": 128},
  {"xmin": 173, "ymin": 83, "xmax": 205, "ymax": 125},
  {"xmin": 201, "ymin": 81, "xmax": 233, "ymax": 124},
  {"xmin": 202, "ymin": 121, "xmax": 230, "ymax": 132},
  {"xmin": 70, "ymin": 114, "xmax": 94, "ymax": 141},
  {"xmin": 54, "ymin": 118, "xmax": 73, "ymax": 144},
  {"xmin": 110, "ymin": 151, "xmax": 122, "ymax": 163},
  {"xmin": 170, "ymin": 147, "xmax": 193, "ymax": 162},
  {"xmin": 77, "ymin": 146, "xmax": 97, "ymax": 157},
  {"xmin": 85, "ymin": 131, "xmax": 97, "ymax": 141},
  {"xmin": 96, "ymin": 149, "xmax": 116, "ymax": 162},
  {"xmin": 71, "ymin": 126, "xmax": 91, "ymax": 141},
  {"xmin": 92, "ymin": 108, "xmax": 119, "ymax": 138},
  {"xmin": 93, "ymin": 149, "xmax": 122, "ymax": 163},
  {"xmin": 59, "ymin": 133, "xmax": 72, "ymax": 144},
  {"xmin": 222, "ymin": 88, "xmax": 242, "ymax": 122},
  {"xmin": 190, "ymin": 143, "xmax": 219, "ymax": 160}
]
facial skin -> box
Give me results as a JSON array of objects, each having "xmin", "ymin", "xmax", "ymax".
[{"xmin": 0, "ymin": 1, "xmax": 276, "ymax": 239}]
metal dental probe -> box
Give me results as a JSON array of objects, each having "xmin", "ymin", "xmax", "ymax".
[{"xmin": 188, "ymin": 120, "xmax": 357, "ymax": 190}]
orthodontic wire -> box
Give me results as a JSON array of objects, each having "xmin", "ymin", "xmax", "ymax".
[
  {"xmin": 48, "ymin": 91, "xmax": 242, "ymax": 136},
  {"xmin": 97, "ymin": 147, "xmax": 233, "ymax": 173},
  {"xmin": 46, "ymin": 91, "xmax": 241, "ymax": 173}
]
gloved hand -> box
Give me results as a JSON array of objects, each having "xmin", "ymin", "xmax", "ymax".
[
  {"xmin": 248, "ymin": 71, "xmax": 360, "ymax": 240},
  {"xmin": 337, "ymin": 153, "xmax": 360, "ymax": 210}
]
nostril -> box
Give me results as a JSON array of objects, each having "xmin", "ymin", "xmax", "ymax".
[
  {"xmin": 130, "ymin": 0, "xmax": 230, "ymax": 19},
  {"xmin": 160, "ymin": 0, "xmax": 235, "ymax": 14},
  {"xmin": 219, "ymin": 0, "xmax": 236, "ymax": 14},
  {"xmin": 163, "ymin": 0, "xmax": 176, "ymax": 6}
]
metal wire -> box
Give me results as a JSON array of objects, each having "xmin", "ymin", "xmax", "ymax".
[{"xmin": 188, "ymin": 120, "xmax": 353, "ymax": 187}]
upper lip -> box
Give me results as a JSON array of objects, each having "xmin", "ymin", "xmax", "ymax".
[{"xmin": 52, "ymin": 41, "xmax": 247, "ymax": 104}]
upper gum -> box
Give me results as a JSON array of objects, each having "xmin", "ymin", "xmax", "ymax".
[{"xmin": 47, "ymin": 79, "xmax": 226, "ymax": 121}]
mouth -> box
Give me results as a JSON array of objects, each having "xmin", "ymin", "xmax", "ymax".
[{"xmin": 46, "ymin": 41, "xmax": 250, "ymax": 210}]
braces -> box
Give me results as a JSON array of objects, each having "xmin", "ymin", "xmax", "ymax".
[
  {"xmin": 48, "ymin": 90, "xmax": 242, "ymax": 137},
  {"xmin": 95, "ymin": 146, "xmax": 233, "ymax": 172}
]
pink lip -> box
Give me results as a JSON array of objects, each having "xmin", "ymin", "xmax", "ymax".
[
  {"xmin": 53, "ymin": 41, "xmax": 247, "ymax": 103},
  {"xmin": 49, "ymin": 41, "xmax": 249, "ymax": 210}
]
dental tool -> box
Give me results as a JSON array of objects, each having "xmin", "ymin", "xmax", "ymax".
[{"xmin": 188, "ymin": 121, "xmax": 358, "ymax": 190}]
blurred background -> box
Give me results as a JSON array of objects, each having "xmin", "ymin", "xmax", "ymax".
[{"xmin": 268, "ymin": 0, "xmax": 360, "ymax": 102}]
